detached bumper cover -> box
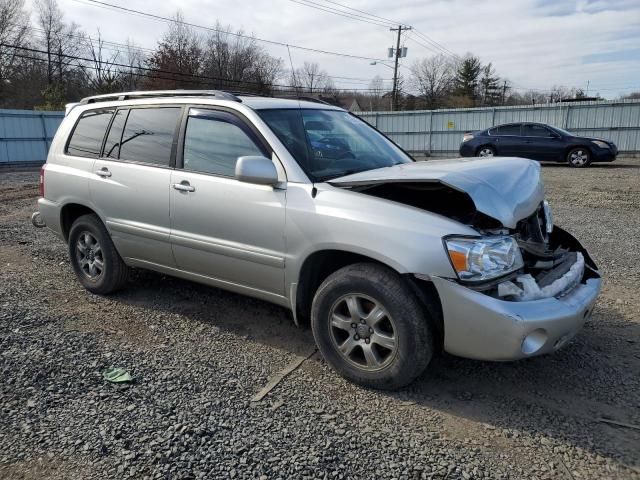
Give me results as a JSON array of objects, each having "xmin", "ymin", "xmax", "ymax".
[{"xmin": 432, "ymin": 273, "xmax": 601, "ymax": 361}]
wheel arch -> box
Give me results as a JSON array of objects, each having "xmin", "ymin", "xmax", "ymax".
[
  {"xmin": 293, "ymin": 249, "xmax": 444, "ymax": 349},
  {"xmin": 60, "ymin": 203, "xmax": 99, "ymax": 242}
]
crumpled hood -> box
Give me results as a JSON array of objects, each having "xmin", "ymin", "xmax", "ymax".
[{"xmin": 329, "ymin": 157, "xmax": 545, "ymax": 229}]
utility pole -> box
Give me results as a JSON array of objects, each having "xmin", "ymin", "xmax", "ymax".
[
  {"xmin": 390, "ymin": 25, "xmax": 410, "ymax": 111},
  {"xmin": 501, "ymin": 80, "xmax": 508, "ymax": 106}
]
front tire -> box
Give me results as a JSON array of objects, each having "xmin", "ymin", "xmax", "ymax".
[
  {"xmin": 68, "ymin": 214, "xmax": 128, "ymax": 295},
  {"xmin": 311, "ymin": 263, "xmax": 434, "ymax": 390},
  {"xmin": 477, "ymin": 145, "xmax": 495, "ymax": 157},
  {"xmin": 567, "ymin": 147, "xmax": 591, "ymax": 167}
]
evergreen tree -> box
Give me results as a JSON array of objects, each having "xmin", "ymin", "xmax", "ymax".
[{"xmin": 454, "ymin": 55, "xmax": 481, "ymax": 105}]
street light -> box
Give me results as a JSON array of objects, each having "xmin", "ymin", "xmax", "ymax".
[{"xmin": 369, "ymin": 61, "xmax": 394, "ymax": 70}]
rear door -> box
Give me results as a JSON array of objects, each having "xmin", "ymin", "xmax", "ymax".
[
  {"xmin": 90, "ymin": 106, "xmax": 183, "ymax": 267},
  {"xmin": 521, "ymin": 124, "xmax": 561, "ymax": 161},
  {"xmin": 494, "ymin": 123, "xmax": 524, "ymax": 156},
  {"xmin": 169, "ymin": 107, "xmax": 287, "ymax": 297}
]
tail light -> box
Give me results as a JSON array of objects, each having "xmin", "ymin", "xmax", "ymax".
[
  {"xmin": 462, "ymin": 133, "xmax": 474, "ymax": 142},
  {"xmin": 39, "ymin": 166, "xmax": 45, "ymax": 197}
]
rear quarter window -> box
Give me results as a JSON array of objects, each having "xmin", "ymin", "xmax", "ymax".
[{"xmin": 66, "ymin": 109, "xmax": 114, "ymax": 158}]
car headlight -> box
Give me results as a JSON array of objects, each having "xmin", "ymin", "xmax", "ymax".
[
  {"xmin": 462, "ymin": 133, "xmax": 474, "ymax": 142},
  {"xmin": 592, "ymin": 140, "xmax": 610, "ymax": 149},
  {"xmin": 444, "ymin": 236, "xmax": 523, "ymax": 282}
]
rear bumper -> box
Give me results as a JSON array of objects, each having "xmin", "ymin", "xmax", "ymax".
[{"xmin": 36, "ymin": 198, "xmax": 63, "ymax": 238}]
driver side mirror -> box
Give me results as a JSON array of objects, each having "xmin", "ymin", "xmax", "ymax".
[{"xmin": 235, "ymin": 156, "xmax": 279, "ymax": 186}]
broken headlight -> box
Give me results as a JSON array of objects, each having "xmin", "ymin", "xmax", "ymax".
[{"xmin": 445, "ymin": 236, "xmax": 524, "ymax": 282}]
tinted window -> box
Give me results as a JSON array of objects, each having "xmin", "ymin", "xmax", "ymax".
[
  {"xmin": 66, "ymin": 109, "xmax": 113, "ymax": 158},
  {"xmin": 497, "ymin": 124, "xmax": 521, "ymax": 136},
  {"xmin": 103, "ymin": 109, "xmax": 128, "ymax": 159},
  {"xmin": 183, "ymin": 115, "xmax": 264, "ymax": 176},
  {"xmin": 522, "ymin": 124, "xmax": 553, "ymax": 137},
  {"xmin": 119, "ymin": 107, "xmax": 181, "ymax": 166},
  {"xmin": 258, "ymin": 109, "xmax": 411, "ymax": 181}
]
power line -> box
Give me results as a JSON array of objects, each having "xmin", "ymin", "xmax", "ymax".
[
  {"xmin": 291, "ymin": 0, "xmax": 460, "ymax": 60},
  {"xmin": 1, "ymin": 42, "xmax": 389, "ymax": 92},
  {"xmin": 19, "ymin": 22, "xmax": 393, "ymax": 87},
  {"xmin": 287, "ymin": 0, "xmax": 393, "ymax": 28},
  {"xmin": 73, "ymin": 0, "xmax": 389, "ymax": 62}
]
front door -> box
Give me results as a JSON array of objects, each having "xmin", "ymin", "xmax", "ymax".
[{"xmin": 169, "ymin": 108, "xmax": 286, "ymax": 296}]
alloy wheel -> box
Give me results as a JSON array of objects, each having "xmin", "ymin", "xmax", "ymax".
[
  {"xmin": 570, "ymin": 149, "xmax": 588, "ymax": 166},
  {"xmin": 328, "ymin": 294, "xmax": 398, "ymax": 371},
  {"xmin": 76, "ymin": 231, "xmax": 104, "ymax": 279},
  {"xmin": 478, "ymin": 147, "xmax": 494, "ymax": 157}
]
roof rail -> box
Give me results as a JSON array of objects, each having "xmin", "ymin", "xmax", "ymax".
[
  {"xmin": 78, "ymin": 90, "xmax": 242, "ymax": 105},
  {"xmin": 280, "ymin": 95, "xmax": 332, "ymax": 105}
]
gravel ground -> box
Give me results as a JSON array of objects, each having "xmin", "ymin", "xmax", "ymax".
[{"xmin": 1, "ymin": 160, "xmax": 639, "ymax": 480}]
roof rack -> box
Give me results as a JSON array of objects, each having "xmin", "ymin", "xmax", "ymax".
[
  {"xmin": 279, "ymin": 95, "xmax": 332, "ymax": 105},
  {"xmin": 78, "ymin": 90, "xmax": 242, "ymax": 105}
]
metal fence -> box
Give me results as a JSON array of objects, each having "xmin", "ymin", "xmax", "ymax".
[
  {"xmin": 0, "ymin": 109, "xmax": 64, "ymax": 166},
  {"xmin": 357, "ymin": 99, "xmax": 640, "ymax": 154}
]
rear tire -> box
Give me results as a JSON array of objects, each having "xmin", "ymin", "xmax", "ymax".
[
  {"xmin": 477, "ymin": 145, "xmax": 495, "ymax": 157},
  {"xmin": 567, "ymin": 147, "xmax": 591, "ymax": 167},
  {"xmin": 311, "ymin": 263, "xmax": 434, "ymax": 390},
  {"xmin": 68, "ymin": 214, "xmax": 128, "ymax": 295}
]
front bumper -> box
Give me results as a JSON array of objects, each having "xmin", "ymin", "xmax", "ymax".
[
  {"xmin": 458, "ymin": 142, "xmax": 475, "ymax": 157},
  {"xmin": 431, "ymin": 229, "xmax": 601, "ymax": 361},
  {"xmin": 432, "ymin": 274, "xmax": 600, "ymax": 360},
  {"xmin": 592, "ymin": 147, "xmax": 617, "ymax": 162}
]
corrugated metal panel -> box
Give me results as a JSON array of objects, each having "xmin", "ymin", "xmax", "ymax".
[
  {"xmin": 358, "ymin": 100, "xmax": 640, "ymax": 153},
  {"xmin": 0, "ymin": 109, "xmax": 64, "ymax": 164}
]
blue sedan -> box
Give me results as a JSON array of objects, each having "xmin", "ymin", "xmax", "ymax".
[{"xmin": 459, "ymin": 122, "xmax": 617, "ymax": 167}]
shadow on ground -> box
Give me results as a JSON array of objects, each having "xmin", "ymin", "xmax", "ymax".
[{"xmin": 105, "ymin": 269, "xmax": 639, "ymax": 470}]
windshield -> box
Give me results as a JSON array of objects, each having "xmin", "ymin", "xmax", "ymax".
[{"xmin": 257, "ymin": 108, "xmax": 412, "ymax": 181}]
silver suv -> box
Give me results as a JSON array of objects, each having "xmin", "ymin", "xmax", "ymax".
[{"xmin": 33, "ymin": 90, "xmax": 601, "ymax": 389}]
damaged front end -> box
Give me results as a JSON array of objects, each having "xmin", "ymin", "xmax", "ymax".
[
  {"xmin": 487, "ymin": 202, "xmax": 600, "ymax": 302},
  {"xmin": 501, "ymin": 212, "xmax": 595, "ymax": 302}
]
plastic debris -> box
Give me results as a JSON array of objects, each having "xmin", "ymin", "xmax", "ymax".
[
  {"xmin": 498, "ymin": 252, "xmax": 584, "ymax": 301},
  {"xmin": 102, "ymin": 367, "xmax": 133, "ymax": 383}
]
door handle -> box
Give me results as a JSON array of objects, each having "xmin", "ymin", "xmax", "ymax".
[
  {"xmin": 172, "ymin": 182, "xmax": 195, "ymax": 192},
  {"xmin": 95, "ymin": 168, "xmax": 111, "ymax": 178}
]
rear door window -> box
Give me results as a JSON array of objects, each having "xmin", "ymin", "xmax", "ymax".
[
  {"xmin": 496, "ymin": 124, "xmax": 522, "ymax": 136},
  {"xmin": 522, "ymin": 124, "xmax": 553, "ymax": 137},
  {"xmin": 118, "ymin": 107, "xmax": 182, "ymax": 166},
  {"xmin": 66, "ymin": 109, "xmax": 114, "ymax": 158}
]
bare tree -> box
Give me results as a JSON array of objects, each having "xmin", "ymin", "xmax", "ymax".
[
  {"xmin": 35, "ymin": 0, "xmax": 83, "ymax": 86},
  {"xmin": 83, "ymin": 29, "xmax": 120, "ymax": 93},
  {"xmin": 202, "ymin": 22, "xmax": 282, "ymax": 93},
  {"xmin": 146, "ymin": 10, "xmax": 202, "ymax": 89},
  {"xmin": 119, "ymin": 38, "xmax": 145, "ymax": 91},
  {"xmin": 410, "ymin": 54, "xmax": 454, "ymax": 109},
  {"xmin": 291, "ymin": 61, "xmax": 328, "ymax": 94},
  {"xmin": 0, "ymin": 0, "xmax": 30, "ymax": 83}
]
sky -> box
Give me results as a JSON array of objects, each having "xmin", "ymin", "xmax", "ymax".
[{"xmin": 25, "ymin": 0, "xmax": 640, "ymax": 99}]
